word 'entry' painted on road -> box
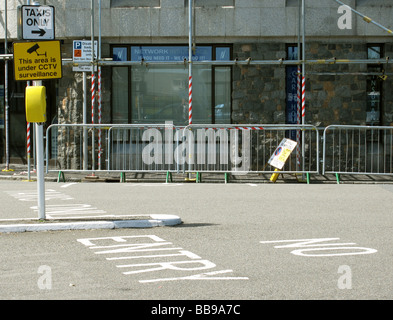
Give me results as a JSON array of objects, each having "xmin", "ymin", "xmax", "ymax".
[{"xmin": 78, "ymin": 235, "xmax": 249, "ymax": 283}]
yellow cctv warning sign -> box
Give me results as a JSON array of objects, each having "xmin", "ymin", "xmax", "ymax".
[{"xmin": 13, "ymin": 40, "xmax": 62, "ymax": 81}]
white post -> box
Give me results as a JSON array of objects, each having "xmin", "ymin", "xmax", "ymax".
[
  {"xmin": 36, "ymin": 122, "xmax": 45, "ymax": 220},
  {"xmin": 34, "ymin": 79, "xmax": 45, "ymax": 220},
  {"xmin": 30, "ymin": 0, "xmax": 45, "ymax": 219}
]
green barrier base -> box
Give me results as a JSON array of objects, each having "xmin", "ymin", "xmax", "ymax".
[
  {"xmin": 57, "ymin": 171, "xmax": 65, "ymax": 183},
  {"xmin": 166, "ymin": 171, "xmax": 173, "ymax": 183}
]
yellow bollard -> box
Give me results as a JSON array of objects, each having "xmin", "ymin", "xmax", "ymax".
[
  {"xmin": 25, "ymin": 86, "xmax": 47, "ymax": 123},
  {"xmin": 270, "ymin": 169, "xmax": 281, "ymax": 183}
]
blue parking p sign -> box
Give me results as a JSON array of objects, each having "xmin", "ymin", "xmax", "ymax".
[{"xmin": 72, "ymin": 40, "xmax": 97, "ymax": 72}]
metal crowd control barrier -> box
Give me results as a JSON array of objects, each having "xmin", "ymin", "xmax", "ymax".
[
  {"xmin": 322, "ymin": 125, "xmax": 393, "ymax": 182},
  {"xmin": 46, "ymin": 123, "xmax": 175, "ymax": 180},
  {"xmin": 107, "ymin": 123, "xmax": 179, "ymax": 180},
  {"xmin": 182, "ymin": 124, "xmax": 319, "ymax": 183},
  {"xmin": 45, "ymin": 124, "xmax": 114, "ymax": 180},
  {"xmin": 46, "ymin": 123, "xmax": 319, "ymax": 183}
]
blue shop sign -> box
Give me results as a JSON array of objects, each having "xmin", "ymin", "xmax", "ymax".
[
  {"xmin": 131, "ymin": 46, "xmax": 212, "ymax": 62},
  {"xmin": 286, "ymin": 66, "xmax": 299, "ymax": 141}
]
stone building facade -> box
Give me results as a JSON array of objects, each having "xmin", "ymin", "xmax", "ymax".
[
  {"xmin": 232, "ymin": 41, "xmax": 393, "ymax": 126},
  {"xmin": 1, "ymin": 0, "xmax": 393, "ymax": 165}
]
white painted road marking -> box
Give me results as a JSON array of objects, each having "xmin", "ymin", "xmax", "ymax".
[
  {"xmin": 78, "ymin": 234, "xmax": 249, "ymax": 283},
  {"xmin": 60, "ymin": 183, "xmax": 78, "ymax": 188},
  {"xmin": 5, "ymin": 189, "xmax": 107, "ymax": 219},
  {"xmin": 6, "ymin": 189, "xmax": 74, "ymax": 201},
  {"xmin": 260, "ymin": 237, "xmax": 378, "ymax": 257},
  {"xmin": 124, "ymin": 183, "xmax": 184, "ymax": 187}
]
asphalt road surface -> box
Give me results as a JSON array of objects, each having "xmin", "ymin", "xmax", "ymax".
[{"xmin": 1, "ymin": 180, "xmax": 393, "ymax": 302}]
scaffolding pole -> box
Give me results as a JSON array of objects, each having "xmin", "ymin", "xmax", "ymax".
[
  {"xmin": 296, "ymin": 0, "xmax": 302, "ymax": 171},
  {"xmin": 188, "ymin": 0, "xmax": 193, "ymax": 178},
  {"xmin": 90, "ymin": 0, "xmax": 95, "ymax": 175},
  {"xmin": 301, "ymin": 0, "xmax": 306, "ymax": 175},
  {"xmin": 188, "ymin": 0, "xmax": 193, "ymax": 125},
  {"xmin": 2, "ymin": 0, "xmax": 11, "ymax": 172},
  {"xmin": 64, "ymin": 58, "xmax": 390, "ymax": 67},
  {"xmin": 98, "ymin": 0, "xmax": 102, "ymax": 170}
]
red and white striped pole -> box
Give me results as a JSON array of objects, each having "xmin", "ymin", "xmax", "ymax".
[
  {"xmin": 27, "ymin": 122, "xmax": 31, "ymax": 157},
  {"xmin": 91, "ymin": 72, "xmax": 95, "ymax": 124},
  {"xmin": 91, "ymin": 71, "xmax": 95, "ymax": 174},
  {"xmin": 188, "ymin": 75, "xmax": 192, "ymax": 125},
  {"xmin": 187, "ymin": 0, "xmax": 193, "ymax": 175},
  {"xmin": 98, "ymin": 66, "xmax": 102, "ymax": 170},
  {"xmin": 301, "ymin": 74, "xmax": 306, "ymax": 119},
  {"xmin": 27, "ymin": 122, "xmax": 31, "ymax": 181},
  {"xmin": 296, "ymin": 65, "xmax": 301, "ymax": 170},
  {"xmin": 26, "ymin": 80, "xmax": 32, "ymax": 181},
  {"xmin": 301, "ymin": 72, "xmax": 306, "ymax": 174},
  {"xmin": 188, "ymin": 0, "xmax": 193, "ymax": 126}
]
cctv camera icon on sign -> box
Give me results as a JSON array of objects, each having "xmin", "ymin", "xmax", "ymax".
[{"xmin": 27, "ymin": 43, "xmax": 47, "ymax": 57}]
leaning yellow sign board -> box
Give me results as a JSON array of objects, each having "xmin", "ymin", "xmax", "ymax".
[
  {"xmin": 13, "ymin": 40, "xmax": 62, "ymax": 81},
  {"xmin": 268, "ymin": 138, "xmax": 297, "ymax": 170}
]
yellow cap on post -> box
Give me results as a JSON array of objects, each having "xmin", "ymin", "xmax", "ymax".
[{"xmin": 25, "ymin": 86, "xmax": 47, "ymax": 123}]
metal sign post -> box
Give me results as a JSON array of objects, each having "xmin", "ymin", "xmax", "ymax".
[
  {"xmin": 34, "ymin": 88, "xmax": 45, "ymax": 220},
  {"xmin": 15, "ymin": 1, "xmax": 60, "ymax": 220},
  {"xmin": 2, "ymin": 0, "xmax": 11, "ymax": 172},
  {"xmin": 25, "ymin": 82, "xmax": 46, "ymax": 220},
  {"xmin": 73, "ymin": 40, "xmax": 97, "ymax": 171}
]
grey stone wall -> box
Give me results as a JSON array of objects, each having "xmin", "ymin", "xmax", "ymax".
[
  {"xmin": 232, "ymin": 43, "xmax": 286, "ymax": 124},
  {"xmin": 232, "ymin": 41, "xmax": 393, "ymax": 126},
  {"xmin": 56, "ymin": 42, "xmax": 111, "ymax": 170}
]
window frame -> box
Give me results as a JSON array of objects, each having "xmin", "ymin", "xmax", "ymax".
[
  {"xmin": 366, "ymin": 43, "xmax": 384, "ymax": 125},
  {"xmin": 110, "ymin": 43, "xmax": 233, "ymax": 125}
]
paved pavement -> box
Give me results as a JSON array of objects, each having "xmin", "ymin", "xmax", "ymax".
[
  {"xmin": 2, "ymin": 163, "xmax": 393, "ymax": 184},
  {"xmin": 1, "ymin": 179, "xmax": 393, "ymax": 300},
  {"xmin": 0, "ymin": 164, "xmax": 183, "ymax": 232},
  {"xmin": 1, "ymin": 162, "xmax": 393, "ymax": 233}
]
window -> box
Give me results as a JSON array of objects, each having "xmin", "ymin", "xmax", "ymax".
[
  {"xmin": 111, "ymin": 45, "xmax": 232, "ymax": 125},
  {"xmin": 194, "ymin": 0, "xmax": 234, "ymax": 7},
  {"xmin": 366, "ymin": 44, "xmax": 383, "ymax": 124},
  {"xmin": 111, "ymin": 0, "xmax": 160, "ymax": 7},
  {"xmin": 368, "ymin": 45, "xmax": 382, "ymax": 60},
  {"xmin": 112, "ymin": 47, "xmax": 129, "ymax": 123},
  {"xmin": 286, "ymin": 45, "xmax": 300, "ymax": 139},
  {"xmin": 285, "ymin": 0, "xmax": 300, "ymax": 7}
]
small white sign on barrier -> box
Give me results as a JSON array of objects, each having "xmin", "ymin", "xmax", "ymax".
[{"xmin": 268, "ymin": 138, "xmax": 297, "ymax": 170}]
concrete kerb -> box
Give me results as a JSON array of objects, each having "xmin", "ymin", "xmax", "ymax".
[{"xmin": 0, "ymin": 214, "xmax": 182, "ymax": 233}]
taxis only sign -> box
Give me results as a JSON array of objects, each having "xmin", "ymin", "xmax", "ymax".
[
  {"xmin": 13, "ymin": 41, "xmax": 62, "ymax": 81},
  {"xmin": 18, "ymin": 5, "xmax": 55, "ymax": 40}
]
